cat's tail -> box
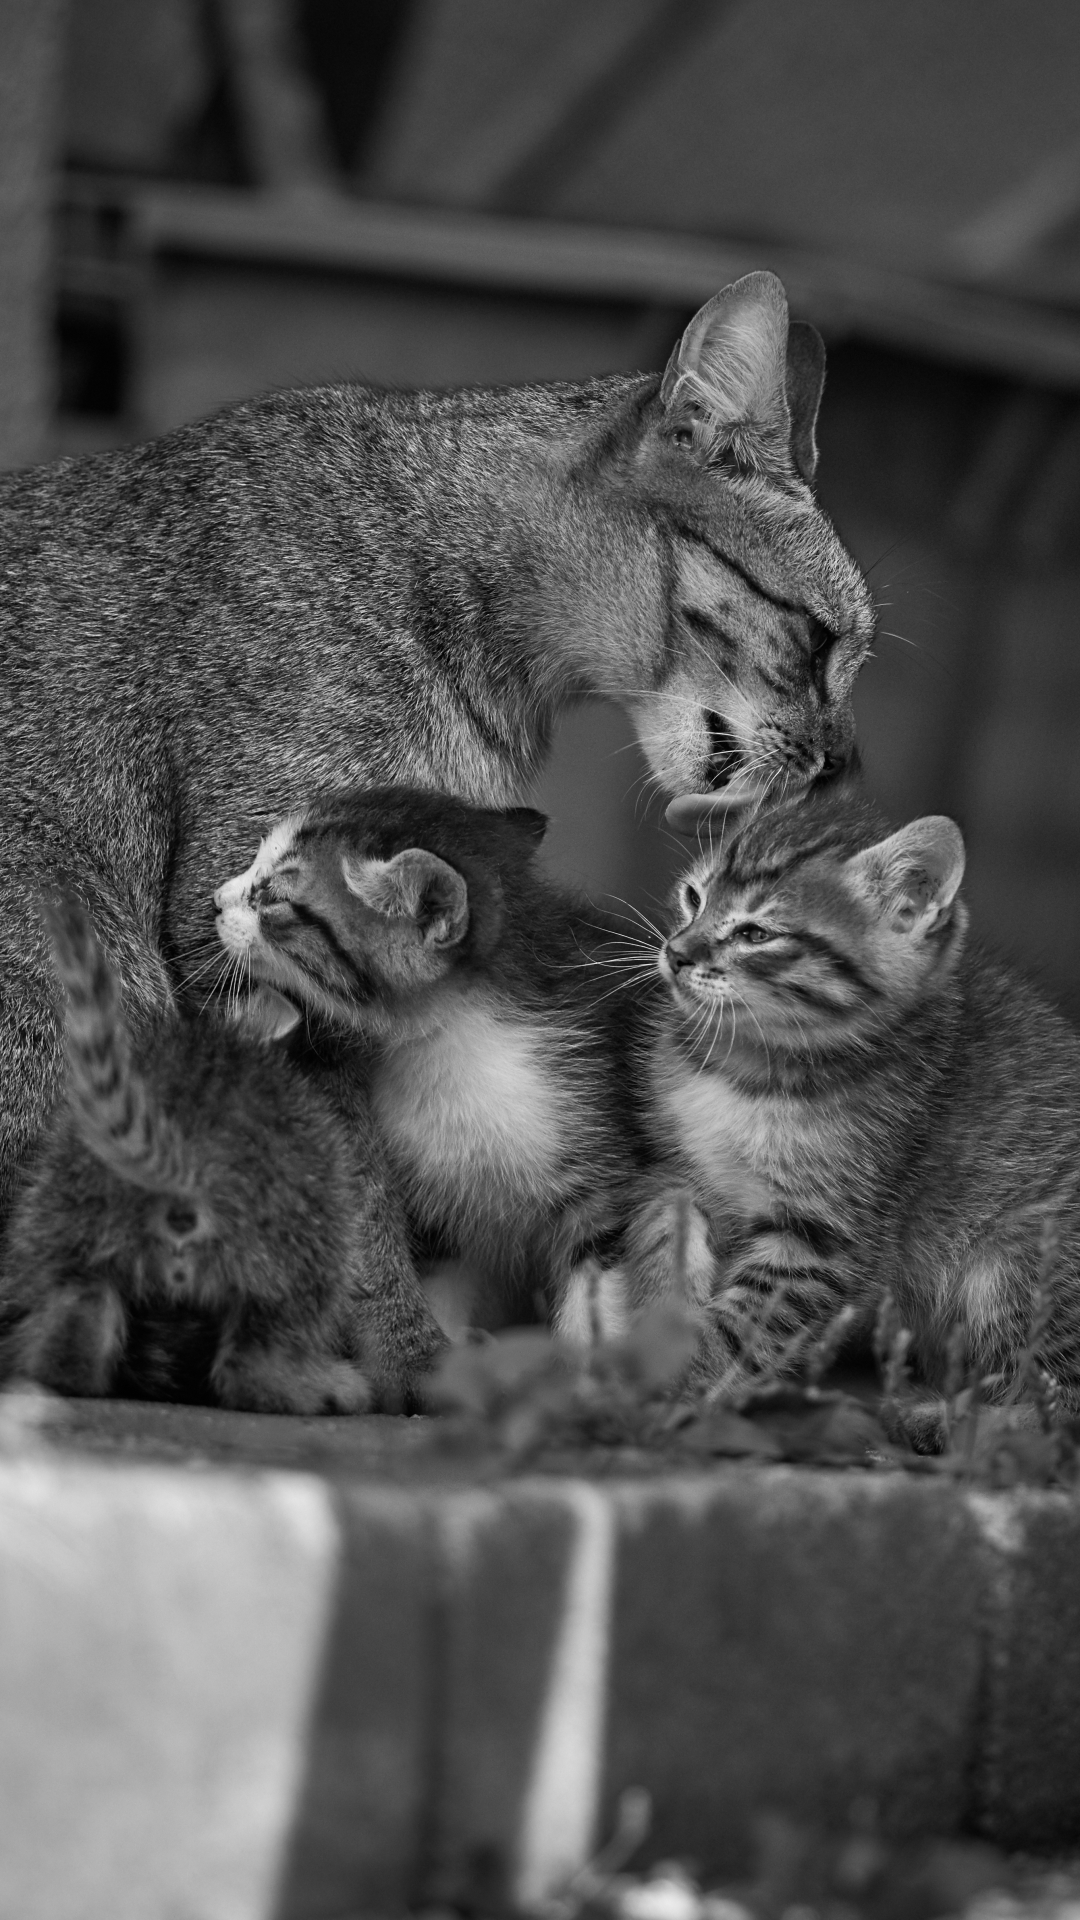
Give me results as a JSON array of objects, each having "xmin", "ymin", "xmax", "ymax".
[{"xmin": 44, "ymin": 892, "xmax": 193, "ymax": 1196}]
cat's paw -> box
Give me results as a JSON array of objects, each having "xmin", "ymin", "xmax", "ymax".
[
  {"xmin": 312, "ymin": 1359, "xmax": 374, "ymax": 1414},
  {"xmin": 552, "ymin": 1259, "xmax": 631, "ymax": 1348},
  {"xmin": 880, "ymin": 1393, "xmax": 949, "ymax": 1454},
  {"xmin": 214, "ymin": 1346, "xmax": 372, "ymax": 1415}
]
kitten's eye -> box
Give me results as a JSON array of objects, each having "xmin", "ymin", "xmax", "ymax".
[
  {"xmin": 735, "ymin": 922, "xmax": 774, "ymax": 945},
  {"xmin": 681, "ymin": 881, "xmax": 703, "ymax": 916},
  {"xmin": 672, "ymin": 427, "xmax": 695, "ymax": 450}
]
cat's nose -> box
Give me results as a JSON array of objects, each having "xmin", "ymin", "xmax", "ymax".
[{"xmin": 665, "ymin": 943, "xmax": 696, "ymax": 972}]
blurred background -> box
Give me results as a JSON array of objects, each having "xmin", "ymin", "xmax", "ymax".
[{"xmin": 5, "ymin": 0, "xmax": 1080, "ymax": 1006}]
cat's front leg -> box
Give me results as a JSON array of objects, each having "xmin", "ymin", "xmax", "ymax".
[
  {"xmin": 619, "ymin": 1181, "xmax": 736, "ymax": 1386},
  {"xmin": 6, "ymin": 1282, "xmax": 127, "ymax": 1396},
  {"xmin": 547, "ymin": 1188, "xmax": 636, "ymax": 1348},
  {"xmin": 708, "ymin": 1225, "xmax": 855, "ymax": 1391}
]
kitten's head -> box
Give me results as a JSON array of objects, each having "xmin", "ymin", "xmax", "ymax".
[
  {"xmin": 214, "ymin": 787, "xmax": 548, "ymax": 1032},
  {"xmin": 659, "ymin": 791, "xmax": 968, "ymax": 1063}
]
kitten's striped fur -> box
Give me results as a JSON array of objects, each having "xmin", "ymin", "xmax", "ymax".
[
  {"xmin": 48, "ymin": 894, "xmax": 191, "ymax": 1196},
  {"xmin": 634, "ymin": 789, "xmax": 1080, "ymax": 1411},
  {"xmin": 0, "ymin": 895, "xmax": 444, "ymax": 1409}
]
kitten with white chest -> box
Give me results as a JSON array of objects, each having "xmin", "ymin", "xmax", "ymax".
[
  {"xmin": 631, "ymin": 788, "xmax": 1080, "ymax": 1413},
  {"xmin": 215, "ymin": 787, "xmax": 644, "ymax": 1338},
  {"xmin": 0, "ymin": 895, "xmax": 444, "ymax": 1409}
]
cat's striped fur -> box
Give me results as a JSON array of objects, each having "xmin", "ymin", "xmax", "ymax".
[
  {"xmin": 632, "ymin": 789, "xmax": 1080, "ymax": 1410},
  {"xmin": 0, "ymin": 895, "xmax": 444, "ymax": 1409},
  {"xmin": 215, "ymin": 788, "xmax": 644, "ymax": 1334},
  {"xmin": 0, "ymin": 272, "xmax": 874, "ymax": 1215}
]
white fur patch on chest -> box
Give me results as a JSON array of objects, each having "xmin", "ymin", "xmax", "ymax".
[
  {"xmin": 652, "ymin": 1034, "xmax": 843, "ymax": 1223},
  {"xmin": 371, "ymin": 995, "xmax": 578, "ymax": 1231},
  {"xmin": 956, "ymin": 1255, "xmax": 1008, "ymax": 1342}
]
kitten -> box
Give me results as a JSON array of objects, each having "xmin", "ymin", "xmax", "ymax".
[
  {"xmin": 0, "ymin": 270, "xmax": 875, "ymax": 1218},
  {"xmin": 0, "ymin": 894, "xmax": 444, "ymax": 1411},
  {"xmin": 214, "ymin": 787, "xmax": 644, "ymax": 1340},
  {"xmin": 629, "ymin": 787, "xmax": 1080, "ymax": 1414}
]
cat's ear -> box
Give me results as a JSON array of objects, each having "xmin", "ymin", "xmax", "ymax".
[
  {"xmin": 847, "ymin": 817, "xmax": 966, "ymax": 936},
  {"xmin": 502, "ymin": 807, "xmax": 548, "ymax": 844},
  {"xmin": 785, "ymin": 321, "xmax": 826, "ymax": 484},
  {"xmin": 232, "ymin": 986, "xmax": 301, "ymax": 1042},
  {"xmin": 343, "ymin": 847, "xmax": 469, "ymax": 948},
  {"xmin": 660, "ymin": 272, "xmax": 798, "ymax": 472}
]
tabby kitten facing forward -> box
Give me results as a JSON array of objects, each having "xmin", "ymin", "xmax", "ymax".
[
  {"xmin": 215, "ymin": 788, "xmax": 642, "ymax": 1337},
  {"xmin": 630, "ymin": 789, "xmax": 1080, "ymax": 1410},
  {"xmin": 0, "ymin": 896, "xmax": 443, "ymax": 1410}
]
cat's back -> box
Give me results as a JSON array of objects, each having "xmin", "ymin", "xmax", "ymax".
[{"xmin": 924, "ymin": 946, "xmax": 1080, "ymax": 1196}]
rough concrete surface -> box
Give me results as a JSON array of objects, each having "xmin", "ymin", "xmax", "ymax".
[{"xmin": 1, "ymin": 1402, "xmax": 1079, "ymax": 1920}]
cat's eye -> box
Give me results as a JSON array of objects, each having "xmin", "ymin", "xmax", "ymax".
[
  {"xmin": 734, "ymin": 921, "xmax": 774, "ymax": 944},
  {"xmin": 672, "ymin": 427, "xmax": 695, "ymax": 450},
  {"xmin": 681, "ymin": 881, "xmax": 703, "ymax": 916},
  {"xmin": 808, "ymin": 619, "xmax": 836, "ymax": 683}
]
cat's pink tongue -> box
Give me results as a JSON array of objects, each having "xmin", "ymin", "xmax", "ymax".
[{"xmin": 665, "ymin": 789, "xmax": 752, "ymax": 834}]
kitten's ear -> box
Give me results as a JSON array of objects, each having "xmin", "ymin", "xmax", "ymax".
[
  {"xmin": 660, "ymin": 272, "xmax": 796, "ymax": 471},
  {"xmin": 343, "ymin": 848, "xmax": 469, "ymax": 948},
  {"xmin": 502, "ymin": 807, "xmax": 548, "ymax": 844},
  {"xmin": 785, "ymin": 321, "xmax": 826, "ymax": 484},
  {"xmin": 232, "ymin": 987, "xmax": 301, "ymax": 1043},
  {"xmin": 847, "ymin": 817, "xmax": 966, "ymax": 936}
]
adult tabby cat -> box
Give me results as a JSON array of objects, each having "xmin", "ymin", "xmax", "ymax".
[
  {"xmin": 0, "ymin": 271, "xmax": 874, "ymax": 1214},
  {"xmin": 629, "ymin": 788, "xmax": 1080, "ymax": 1412},
  {"xmin": 0, "ymin": 894, "xmax": 441, "ymax": 1409},
  {"xmin": 214, "ymin": 787, "xmax": 641, "ymax": 1338}
]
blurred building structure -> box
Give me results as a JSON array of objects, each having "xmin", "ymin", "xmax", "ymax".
[{"xmin": 14, "ymin": 0, "xmax": 1080, "ymax": 1007}]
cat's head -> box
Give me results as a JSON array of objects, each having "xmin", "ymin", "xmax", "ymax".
[
  {"xmin": 658, "ymin": 792, "xmax": 968, "ymax": 1063},
  {"xmin": 604, "ymin": 273, "xmax": 876, "ymax": 815},
  {"xmin": 214, "ymin": 787, "xmax": 548, "ymax": 1032}
]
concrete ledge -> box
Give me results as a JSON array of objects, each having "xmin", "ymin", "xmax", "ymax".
[{"xmin": 1, "ymin": 1406, "xmax": 1079, "ymax": 1919}]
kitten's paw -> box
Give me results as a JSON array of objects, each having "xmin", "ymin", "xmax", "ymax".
[
  {"xmin": 552, "ymin": 1260, "xmax": 631, "ymax": 1348},
  {"xmin": 881, "ymin": 1393, "xmax": 949, "ymax": 1454},
  {"xmin": 214, "ymin": 1347, "xmax": 372, "ymax": 1415}
]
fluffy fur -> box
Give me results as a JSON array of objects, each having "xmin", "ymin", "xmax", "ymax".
[
  {"xmin": 630, "ymin": 787, "xmax": 1080, "ymax": 1410},
  {"xmin": 215, "ymin": 788, "xmax": 646, "ymax": 1332},
  {"xmin": 0, "ymin": 272, "xmax": 874, "ymax": 1214},
  {"xmin": 0, "ymin": 895, "xmax": 444, "ymax": 1409}
]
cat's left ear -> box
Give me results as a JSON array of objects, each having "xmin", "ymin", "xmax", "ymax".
[
  {"xmin": 661, "ymin": 271, "xmax": 816, "ymax": 477},
  {"xmin": 343, "ymin": 847, "xmax": 470, "ymax": 948},
  {"xmin": 847, "ymin": 817, "xmax": 966, "ymax": 937}
]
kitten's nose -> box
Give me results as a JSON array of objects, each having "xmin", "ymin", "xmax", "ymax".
[{"xmin": 665, "ymin": 942, "xmax": 696, "ymax": 972}]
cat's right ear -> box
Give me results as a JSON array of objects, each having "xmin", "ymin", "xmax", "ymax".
[
  {"xmin": 847, "ymin": 817, "xmax": 966, "ymax": 937},
  {"xmin": 660, "ymin": 272, "xmax": 802, "ymax": 475},
  {"xmin": 343, "ymin": 848, "xmax": 469, "ymax": 948}
]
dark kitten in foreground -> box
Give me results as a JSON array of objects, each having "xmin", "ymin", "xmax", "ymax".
[
  {"xmin": 215, "ymin": 787, "xmax": 644, "ymax": 1337},
  {"xmin": 0, "ymin": 896, "xmax": 443, "ymax": 1410},
  {"xmin": 630, "ymin": 787, "xmax": 1080, "ymax": 1418}
]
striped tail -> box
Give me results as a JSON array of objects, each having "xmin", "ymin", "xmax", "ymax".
[{"xmin": 44, "ymin": 893, "xmax": 192, "ymax": 1196}]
